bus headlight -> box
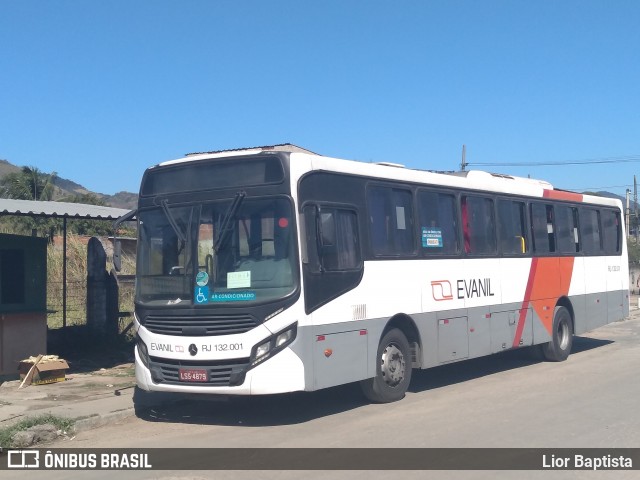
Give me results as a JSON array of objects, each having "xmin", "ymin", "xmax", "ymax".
[
  {"xmin": 255, "ymin": 341, "xmax": 272, "ymax": 359},
  {"xmin": 276, "ymin": 329, "xmax": 294, "ymax": 347},
  {"xmin": 250, "ymin": 323, "xmax": 297, "ymax": 368}
]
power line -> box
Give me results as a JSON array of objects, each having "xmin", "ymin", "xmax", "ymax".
[
  {"xmin": 566, "ymin": 184, "xmax": 633, "ymax": 191},
  {"xmin": 468, "ymin": 155, "xmax": 640, "ymax": 167}
]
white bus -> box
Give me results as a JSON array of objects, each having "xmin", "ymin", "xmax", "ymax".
[{"xmin": 120, "ymin": 145, "xmax": 629, "ymax": 403}]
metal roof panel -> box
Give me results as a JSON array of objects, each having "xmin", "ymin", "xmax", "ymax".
[{"xmin": 0, "ymin": 199, "xmax": 133, "ymax": 220}]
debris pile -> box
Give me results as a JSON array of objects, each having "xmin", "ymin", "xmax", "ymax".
[{"xmin": 18, "ymin": 355, "xmax": 70, "ymax": 388}]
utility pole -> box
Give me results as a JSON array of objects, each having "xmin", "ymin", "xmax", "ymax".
[
  {"xmin": 460, "ymin": 145, "xmax": 467, "ymax": 171},
  {"xmin": 626, "ymin": 189, "xmax": 631, "ymax": 238},
  {"xmin": 635, "ymin": 175, "xmax": 638, "ymax": 244}
]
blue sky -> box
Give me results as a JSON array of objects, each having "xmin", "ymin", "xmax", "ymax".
[{"xmin": 1, "ymin": 1, "xmax": 639, "ymax": 197}]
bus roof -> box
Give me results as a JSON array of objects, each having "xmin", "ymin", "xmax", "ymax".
[
  {"xmin": 295, "ymin": 152, "xmax": 621, "ymax": 207},
  {"xmin": 155, "ymin": 147, "xmax": 621, "ymax": 208}
]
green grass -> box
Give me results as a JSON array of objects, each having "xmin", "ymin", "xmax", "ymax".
[{"xmin": 0, "ymin": 413, "xmax": 74, "ymax": 448}]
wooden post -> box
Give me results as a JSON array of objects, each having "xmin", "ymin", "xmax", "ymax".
[{"xmin": 63, "ymin": 217, "xmax": 67, "ymax": 328}]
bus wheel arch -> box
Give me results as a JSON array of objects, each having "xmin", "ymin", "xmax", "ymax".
[
  {"xmin": 556, "ymin": 296, "xmax": 575, "ymax": 329},
  {"xmin": 360, "ymin": 314, "xmax": 420, "ymax": 403},
  {"xmin": 383, "ymin": 313, "xmax": 422, "ymax": 368}
]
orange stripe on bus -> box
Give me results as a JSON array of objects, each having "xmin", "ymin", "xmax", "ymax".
[
  {"xmin": 529, "ymin": 257, "xmax": 574, "ymax": 334},
  {"xmin": 513, "ymin": 257, "xmax": 575, "ymax": 345},
  {"xmin": 512, "ymin": 258, "xmax": 538, "ymax": 347},
  {"xmin": 543, "ymin": 190, "xmax": 584, "ymax": 202}
]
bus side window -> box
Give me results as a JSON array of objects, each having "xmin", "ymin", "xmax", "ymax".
[
  {"xmin": 601, "ymin": 209, "xmax": 621, "ymax": 255},
  {"xmin": 304, "ymin": 205, "xmax": 361, "ymax": 272},
  {"xmin": 367, "ymin": 186, "xmax": 414, "ymax": 256},
  {"xmin": 462, "ymin": 195, "xmax": 496, "ymax": 255},
  {"xmin": 580, "ymin": 208, "xmax": 602, "ymax": 254},
  {"xmin": 555, "ymin": 205, "xmax": 580, "ymax": 254},
  {"xmin": 531, "ymin": 202, "xmax": 555, "ymax": 254},
  {"xmin": 418, "ymin": 190, "xmax": 459, "ymax": 255},
  {"xmin": 497, "ymin": 199, "xmax": 527, "ymax": 255}
]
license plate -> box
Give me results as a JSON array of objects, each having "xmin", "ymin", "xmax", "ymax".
[{"xmin": 179, "ymin": 368, "xmax": 208, "ymax": 382}]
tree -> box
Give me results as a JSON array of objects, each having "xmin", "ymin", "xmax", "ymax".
[
  {"xmin": 0, "ymin": 166, "xmax": 57, "ymax": 200},
  {"xmin": 63, "ymin": 193, "xmax": 114, "ymax": 236},
  {"xmin": 0, "ymin": 167, "xmax": 59, "ymax": 236}
]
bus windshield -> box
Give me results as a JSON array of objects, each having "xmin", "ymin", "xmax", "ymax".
[{"xmin": 136, "ymin": 196, "xmax": 297, "ymax": 306}]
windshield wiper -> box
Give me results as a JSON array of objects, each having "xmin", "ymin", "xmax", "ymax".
[
  {"xmin": 161, "ymin": 199, "xmax": 187, "ymax": 247},
  {"xmin": 214, "ymin": 191, "xmax": 246, "ymax": 253}
]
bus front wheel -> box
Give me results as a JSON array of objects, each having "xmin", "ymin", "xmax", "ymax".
[
  {"xmin": 540, "ymin": 306, "xmax": 573, "ymax": 362},
  {"xmin": 360, "ymin": 328, "xmax": 412, "ymax": 403}
]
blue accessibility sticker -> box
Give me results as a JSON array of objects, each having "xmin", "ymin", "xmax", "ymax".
[{"xmin": 194, "ymin": 286, "xmax": 210, "ymax": 304}]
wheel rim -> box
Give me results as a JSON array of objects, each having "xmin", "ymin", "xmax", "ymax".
[
  {"xmin": 558, "ymin": 319, "xmax": 570, "ymax": 350},
  {"xmin": 380, "ymin": 343, "xmax": 406, "ymax": 387}
]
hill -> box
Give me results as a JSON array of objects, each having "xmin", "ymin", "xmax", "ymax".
[
  {"xmin": 0, "ymin": 158, "xmax": 138, "ymax": 210},
  {"xmin": 586, "ymin": 191, "xmax": 638, "ymax": 211},
  {"xmin": 592, "ymin": 191, "xmax": 625, "ymax": 202},
  {"xmin": 0, "ymin": 159, "xmax": 21, "ymax": 177}
]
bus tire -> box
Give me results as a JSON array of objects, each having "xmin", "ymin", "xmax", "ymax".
[
  {"xmin": 540, "ymin": 306, "xmax": 573, "ymax": 362},
  {"xmin": 360, "ymin": 328, "xmax": 412, "ymax": 403}
]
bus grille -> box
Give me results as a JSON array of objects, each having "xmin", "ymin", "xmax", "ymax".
[
  {"xmin": 148, "ymin": 356, "xmax": 250, "ymax": 387},
  {"xmin": 144, "ymin": 313, "xmax": 258, "ymax": 336}
]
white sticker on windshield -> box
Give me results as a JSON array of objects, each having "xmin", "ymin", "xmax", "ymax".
[{"xmin": 227, "ymin": 271, "xmax": 251, "ymax": 289}]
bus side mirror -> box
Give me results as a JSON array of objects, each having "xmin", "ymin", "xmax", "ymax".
[{"xmin": 112, "ymin": 209, "xmax": 137, "ymax": 273}]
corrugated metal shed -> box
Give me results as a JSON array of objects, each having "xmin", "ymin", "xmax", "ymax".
[
  {"xmin": 0, "ymin": 198, "xmax": 133, "ymax": 220},
  {"xmin": 0, "ymin": 198, "xmax": 136, "ymax": 329}
]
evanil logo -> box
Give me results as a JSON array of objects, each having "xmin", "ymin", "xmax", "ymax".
[
  {"xmin": 431, "ymin": 278, "xmax": 496, "ymax": 301},
  {"xmin": 431, "ymin": 280, "xmax": 453, "ymax": 301},
  {"xmin": 456, "ymin": 278, "xmax": 495, "ymax": 299}
]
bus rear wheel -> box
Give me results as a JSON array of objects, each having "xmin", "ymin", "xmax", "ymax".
[
  {"xmin": 540, "ymin": 306, "xmax": 573, "ymax": 362},
  {"xmin": 360, "ymin": 328, "xmax": 412, "ymax": 403}
]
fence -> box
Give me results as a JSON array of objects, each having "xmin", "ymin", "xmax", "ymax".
[
  {"xmin": 46, "ymin": 235, "xmax": 136, "ymax": 333},
  {"xmin": 47, "ymin": 275, "xmax": 135, "ymax": 331},
  {"xmin": 117, "ymin": 275, "xmax": 135, "ymax": 336},
  {"xmin": 47, "ymin": 280, "xmax": 86, "ymax": 328}
]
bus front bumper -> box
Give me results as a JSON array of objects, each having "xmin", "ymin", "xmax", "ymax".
[{"xmin": 134, "ymin": 345, "xmax": 306, "ymax": 395}]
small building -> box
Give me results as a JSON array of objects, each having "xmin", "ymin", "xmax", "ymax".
[
  {"xmin": 0, "ymin": 198, "xmax": 135, "ymax": 377},
  {"xmin": 0, "ymin": 233, "xmax": 48, "ymax": 376}
]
